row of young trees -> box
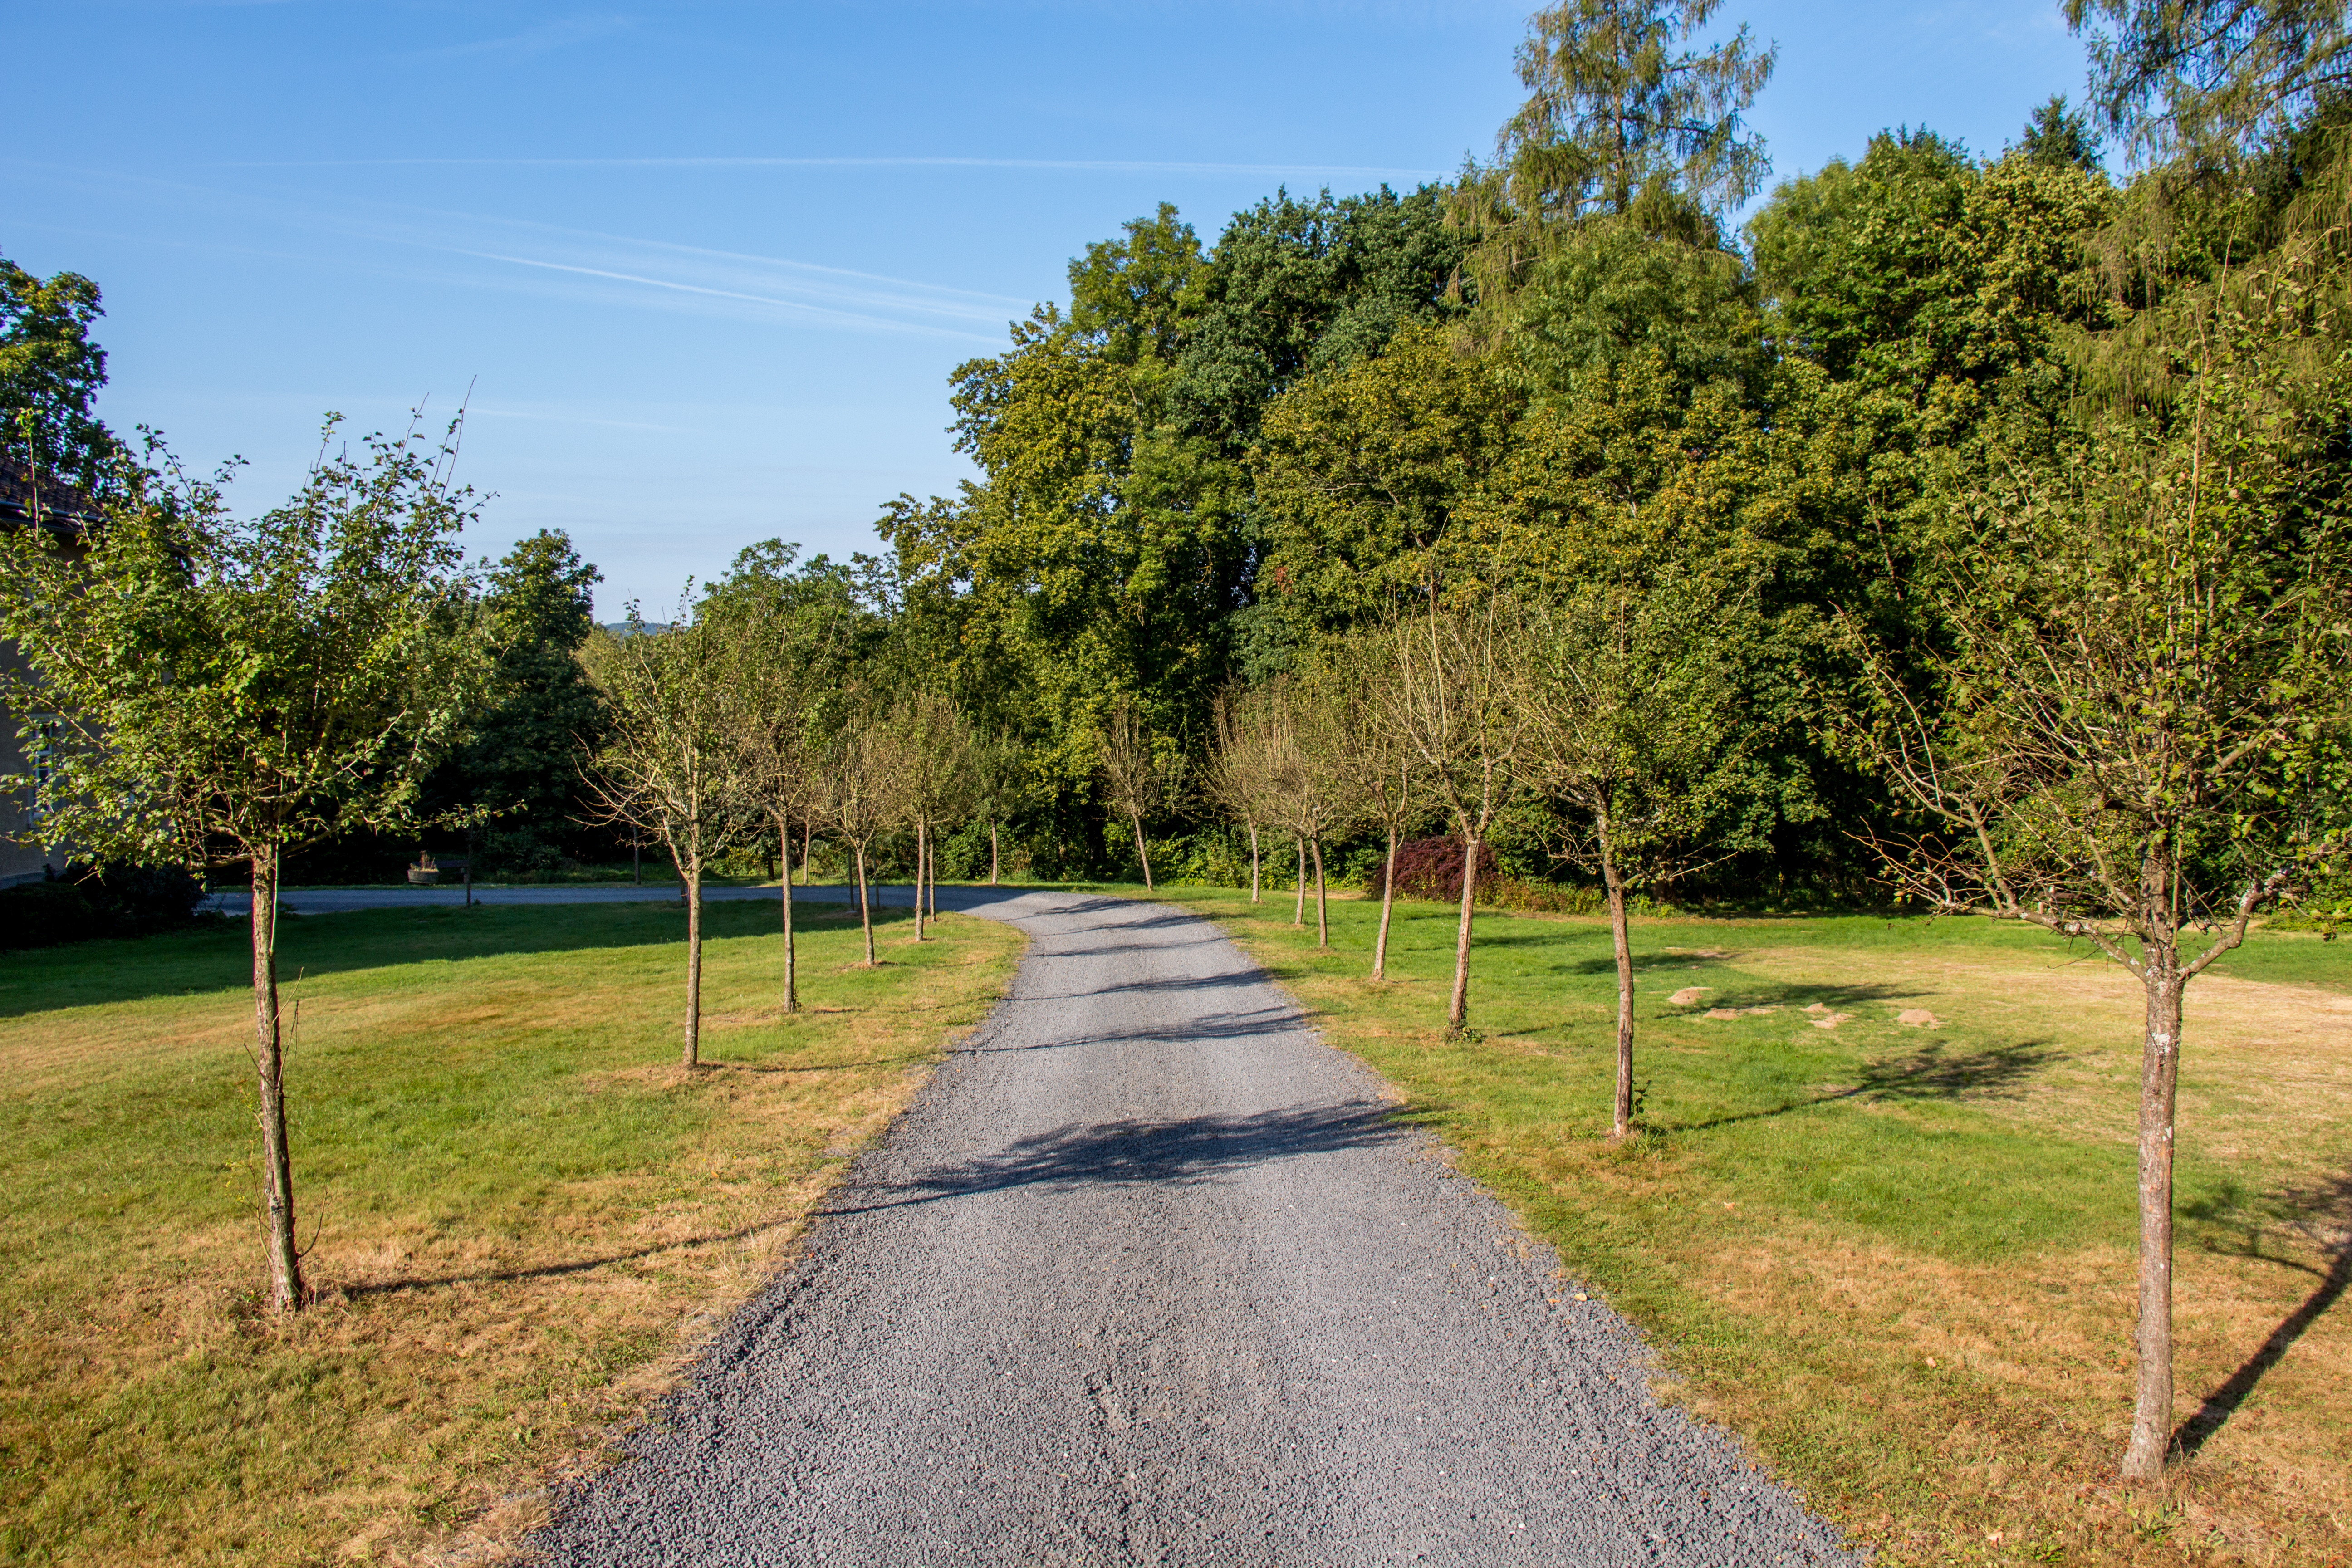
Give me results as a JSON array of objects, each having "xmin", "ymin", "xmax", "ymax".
[
  {"xmin": 576, "ymin": 550, "xmax": 1032, "ymax": 1067},
  {"xmin": 1207, "ymin": 591, "xmax": 1761, "ymax": 1137}
]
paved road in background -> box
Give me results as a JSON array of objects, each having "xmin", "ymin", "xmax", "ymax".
[
  {"xmin": 520, "ymin": 886, "xmax": 1853, "ymax": 1567},
  {"xmin": 201, "ymin": 880, "xmax": 872, "ymax": 916}
]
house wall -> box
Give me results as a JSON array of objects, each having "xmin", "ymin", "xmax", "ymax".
[{"xmin": 0, "ymin": 636, "xmax": 64, "ymax": 885}]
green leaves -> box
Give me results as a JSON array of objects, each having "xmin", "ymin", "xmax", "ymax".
[{"xmin": 0, "ymin": 416, "xmax": 488, "ymax": 870}]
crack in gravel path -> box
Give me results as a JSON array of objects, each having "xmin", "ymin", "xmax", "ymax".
[{"xmin": 533, "ymin": 887, "xmax": 1860, "ymax": 1566}]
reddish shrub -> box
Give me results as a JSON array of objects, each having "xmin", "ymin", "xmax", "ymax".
[{"xmin": 1373, "ymin": 835, "xmax": 1497, "ymax": 902}]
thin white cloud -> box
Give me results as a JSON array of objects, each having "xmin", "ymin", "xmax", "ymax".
[
  {"xmin": 412, "ymin": 14, "xmax": 635, "ymax": 59},
  {"xmin": 454, "ymin": 249, "xmax": 1007, "ymax": 342},
  {"xmin": 2, "ymin": 160, "xmax": 1030, "ymax": 343},
  {"xmin": 217, "ymin": 154, "xmax": 1451, "ymax": 181}
]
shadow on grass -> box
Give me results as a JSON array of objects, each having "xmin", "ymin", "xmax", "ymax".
[
  {"xmin": 341, "ymin": 1220, "xmax": 781, "ymax": 1298},
  {"xmin": 1671, "ymin": 1039, "xmax": 2067, "ymax": 1133},
  {"xmin": 820, "ymin": 1102, "xmax": 1402, "ymax": 1217},
  {"xmin": 1557, "ymin": 950, "xmax": 1752, "ymax": 975},
  {"xmin": 706, "ymin": 1053, "xmax": 933, "ymax": 1076},
  {"xmin": 1662, "ymin": 979, "xmax": 1927, "ymax": 1009},
  {"xmin": 2177, "ymin": 1169, "xmax": 2352, "ymax": 1459},
  {"xmin": 0, "ymin": 896, "xmax": 933, "ymax": 1020}
]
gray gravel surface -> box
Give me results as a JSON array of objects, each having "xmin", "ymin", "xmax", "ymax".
[{"xmin": 533, "ymin": 887, "xmax": 1859, "ymax": 1567}]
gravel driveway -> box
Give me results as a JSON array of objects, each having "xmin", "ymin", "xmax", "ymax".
[{"xmin": 534, "ymin": 887, "xmax": 1857, "ymax": 1566}]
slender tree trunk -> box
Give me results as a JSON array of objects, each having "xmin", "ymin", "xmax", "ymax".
[
  {"xmin": 855, "ymin": 843, "xmax": 875, "ymax": 966},
  {"xmin": 914, "ymin": 820, "xmax": 929, "ymax": 941},
  {"xmin": 799, "ymin": 817, "xmax": 814, "ymax": 886},
  {"xmin": 1248, "ymin": 822, "xmax": 1261, "ymax": 904},
  {"xmin": 1292, "ymin": 836, "xmax": 1306, "ymax": 926},
  {"xmin": 990, "ymin": 821, "xmax": 1000, "ymax": 884},
  {"xmin": 683, "ymin": 851, "xmax": 703, "ymax": 1068},
  {"xmin": 632, "ymin": 833, "xmax": 641, "ymax": 885},
  {"xmin": 779, "ymin": 817, "xmax": 797, "ymax": 1015},
  {"xmin": 1311, "ymin": 833, "xmax": 1328, "ymax": 948},
  {"xmin": 1602, "ymin": 830, "xmax": 1635, "ymax": 1137},
  {"xmin": 928, "ymin": 831, "xmax": 940, "ymax": 919},
  {"xmin": 1132, "ymin": 813, "xmax": 1155, "ymax": 892},
  {"xmin": 1447, "ymin": 833, "xmax": 1479, "ymax": 1034},
  {"xmin": 2122, "ymin": 959, "xmax": 2187, "ymax": 1480},
  {"xmin": 1373, "ymin": 823, "xmax": 1399, "ymax": 980},
  {"xmin": 250, "ymin": 844, "xmax": 304, "ymax": 1312}
]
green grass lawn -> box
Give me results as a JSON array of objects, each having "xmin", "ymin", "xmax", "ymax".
[
  {"xmin": 1161, "ymin": 887, "xmax": 2352, "ymax": 1568},
  {"xmin": 0, "ymin": 897, "xmax": 1023, "ymax": 1568}
]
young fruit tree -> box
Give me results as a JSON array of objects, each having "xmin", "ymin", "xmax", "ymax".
[
  {"xmin": 825, "ymin": 704, "xmax": 900, "ymax": 965},
  {"xmin": 1841, "ymin": 338, "xmax": 2351, "ymax": 1479},
  {"xmin": 1302, "ymin": 633, "xmax": 1425, "ymax": 979},
  {"xmin": 581, "ymin": 609, "xmax": 747, "ymax": 1067},
  {"xmin": 1520, "ymin": 585, "xmax": 1763, "ymax": 1137},
  {"xmin": 708, "ymin": 595, "xmax": 837, "ymax": 1015},
  {"xmin": 0, "ymin": 421, "xmax": 486, "ymax": 1311},
  {"xmin": 969, "ymin": 729, "xmax": 1030, "ymax": 886},
  {"xmin": 880, "ymin": 690, "xmax": 977, "ymax": 939},
  {"xmin": 1377, "ymin": 599, "xmax": 1529, "ymax": 1035},
  {"xmin": 1206, "ymin": 684, "xmax": 1289, "ymax": 906},
  {"xmin": 1271, "ymin": 673, "xmax": 1353, "ymax": 949},
  {"xmin": 1095, "ymin": 696, "xmax": 1178, "ymax": 892}
]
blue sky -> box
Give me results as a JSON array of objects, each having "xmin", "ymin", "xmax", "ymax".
[{"xmin": 4, "ymin": 0, "xmax": 2089, "ymax": 616}]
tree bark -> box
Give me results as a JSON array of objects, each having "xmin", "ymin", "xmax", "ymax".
[
  {"xmin": 632, "ymin": 833, "xmax": 641, "ymax": 886},
  {"xmin": 914, "ymin": 820, "xmax": 929, "ymax": 941},
  {"xmin": 1602, "ymin": 829, "xmax": 1635, "ymax": 1137},
  {"xmin": 779, "ymin": 818, "xmax": 797, "ymax": 1015},
  {"xmin": 1311, "ymin": 833, "xmax": 1328, "ymax": 948},
  {"xmin": 683, "ymin": 851, "xmax": 703, "ymax": 1068},
  {"xmin": 1292, "ymin": 836, "xmax": 1306, "ymax": 927},
  {"xmin": 1248, "ymin": 822, "xmax": 1261, "ymax": 904},
  {"xmin": 928, "ymin": 831, "xmax": 939, "ymax": 919},
  {"xmin": 799, "ymin": 817, "xmax": 814, "ymax": 886},
  {"xmin": 2122, "ymin": 961, "xmax": 2186, "ymax": 1480},
  {"xmin": 1373, "ymin": 823, "xmax": 1399, "ymax": 980},
  {"xmin": 250, "ymin": 844, "xmax": 305, "ymax": 1312},
  {"xmin": 1447, "ymin": 834, "xmax": 1479, "ymax": 1033},
  {"xmin": 990, "ymin": 821, "xmax": 1000, "ymax": 884},
  {"xmin": 855, "ymin": 843, "xmax": 875, "ymax": 966},
  {"xmin": 1132, "ymin": 813, "xmax": 1154, "ymax": 891}
]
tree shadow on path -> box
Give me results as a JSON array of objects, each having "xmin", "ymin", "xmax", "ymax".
[{"xmin": 819, "ymin": 1103, "xmax": 1404, "ymax": 1217}]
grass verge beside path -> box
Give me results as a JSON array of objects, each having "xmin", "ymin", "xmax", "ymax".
[
  {"xmin": 1162, "ymin": 887, "xmax": 2351, "ymax": 1568},
  {"xmin": 0, "ymin": 897, "xmax": 1022, "ymax": 1568}
]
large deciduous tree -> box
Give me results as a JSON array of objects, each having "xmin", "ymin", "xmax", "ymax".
[
  {"xmin": 0, "ymin": 420, "xmax": 485, "ymax": 1310},
  {"xmin": 0, "ymin": 248, "xmax": 122, "ymax": 495},
  {"xmin": 428, "ymin": 528, "xmax": 607, "ymax": 875}
]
